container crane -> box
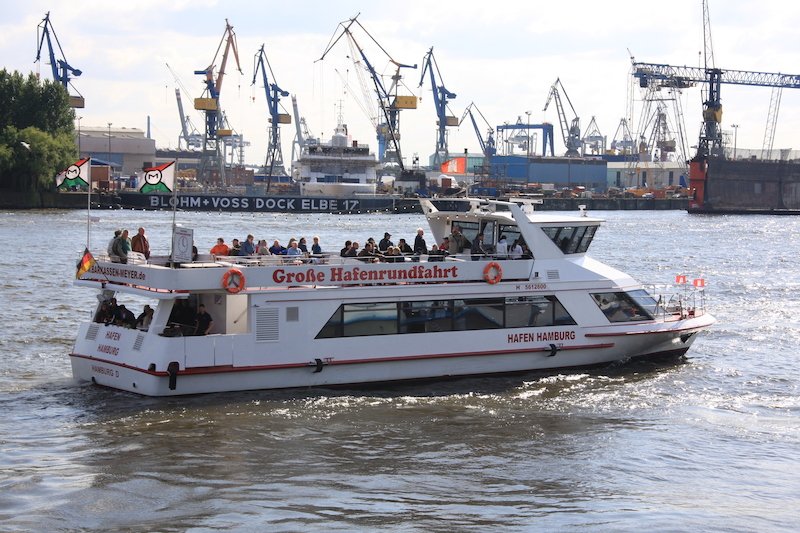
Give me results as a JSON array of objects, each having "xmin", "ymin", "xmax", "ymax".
[
  {"xmin": 319, "ymin": 14, "xmax": 417, "ymax": 171},
  {"xmin": 632, "ymin": 0, "xmax": 800, "ymax": 208},
  {"xmin": 632, "ymin": 63, "xmax": 800, "ymax": 159},
  {"xmin": 459, "ymin": 102, "xmax": 495, "ymax": 161},
  {"xmin": 166, "ymin": 63, "xmax": 203, "ymax": 150},
  {"xmin": 194, "ymin": 19, "xmax": 242, "ymax": 185},
  {"xmin": 581, "ymin": 117, "xmax": 606, "ymax": 155},
  {"xmin": 542, "ymin": 78, "xmax": 581, "ymax": 156},
  {"xmin": 35, "ymin": 12, "xmax": 84, "ymax": 108},
  {"xmin": 418, "ymin": 47, "xmax": 457, "ymax": 167},
  {"xmin": 252, "ymin": 44, "xmax": 291, "ymax": 179}
]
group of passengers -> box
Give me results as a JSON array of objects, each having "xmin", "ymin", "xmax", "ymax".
[
  {"xmin": 94, "ymin": 298, "xmax": 154, "ymax": 331},
  {"xmin": 337, "ymin": 226, "xmax": 531, "ymax": 263},
  {"xmin": 108, "ymin": 227, "xmax": 150, "ymax": 264},
  {"xmin": 210, "ymin": 234, "xmax": 322, "ymax": 258}
]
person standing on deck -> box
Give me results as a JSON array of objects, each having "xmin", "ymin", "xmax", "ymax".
[{"xmin": 131, "ymin": 227, "xmax": 150, "ymax": 259}]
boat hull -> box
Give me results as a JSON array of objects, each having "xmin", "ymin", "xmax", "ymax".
[{"xmin": 70, "ymin": 317, "xmax": 711, "ymax": 396}]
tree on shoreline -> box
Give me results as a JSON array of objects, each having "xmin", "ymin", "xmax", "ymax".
[{"xmin": 0, "ymin": 69, "xmax": 76, "ymax": 192}]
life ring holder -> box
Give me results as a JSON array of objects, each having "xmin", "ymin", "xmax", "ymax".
[
  {"xmin": 483, "ymin": 261, "xmax": 503, "ymax": 284},
  {"xmin": 221, "ymin": 268, "xmax": 246, "ymax": 294}
]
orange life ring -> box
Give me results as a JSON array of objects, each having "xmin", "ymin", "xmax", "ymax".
[
  {"xmin": 483, "ymin": 261, "xmax": 503, "ymax": 284},
  {"xmin": 221, "ymin": 268, "xmax": 246, "ymax": 293}
]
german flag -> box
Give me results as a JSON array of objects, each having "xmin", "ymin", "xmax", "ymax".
[{"xmin": 76, "ymin": 248, "xmax": 96, "ymax": 279}]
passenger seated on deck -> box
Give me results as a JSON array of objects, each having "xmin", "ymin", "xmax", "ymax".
[
  {"xmin": 241, "ymin": 234, "xmax": 256, "ymax": 256},
  {"xmin": 428, "ymin": 244, "xmax": 445, "ymax": 262},
  {"xmin": 210, "ymin": 238, "xmax": 229, "ymax": 256},
  {"xmin": 357, "ymin": 242, "xmax": 377, "ymax": 262},
  {"xmin": 229, "ymin": 239, "xmax": 242, "ymax": 256},
  {"xmin": 256, "ymin": 239, "xmax": 269, "ymax": 255},
  {"xmin": 286, "ymin": 240, "xmax": 303, "ymax": 257},
  {"xmin": 345, "ymin": 242, "xmax": 359, "ymax": 258},
  {"xmin": 269, "ymin": 240, "xmax": 286, "ymax": 255},
  {"xmin": 340, "ymin": 240, "xmax": 352, "ymax": 257},
  {"xmin": 113, "ymin": 304, "xmax": 136, "ymax": 328},
  {"xmin": 311, "ymin": 236, "xmax": 322, "ymax": 255},
  {"xmin": 397, "ymin": 239, "xmax": 413, "ymax": 255},
  {"xmin": 136, "ymin": 305, "xmax": 154, "ymax": 331},
  {"xmin": 94, "ymin": 301, "xmax": 113, "ymax": 324}
]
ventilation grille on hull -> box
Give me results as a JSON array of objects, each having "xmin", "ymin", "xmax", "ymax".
[
  {"xmin": 86, "ymin": 324, "xmax": 100, "ymax": 341},
  {"xmin": 133, "ymin": 333, "xmax": 145, "ymax": 351},
  {"xmin": 255, "ymin": 308, "xmax": 279, "ymax": 342},
  {"xmin": 546, "ymin": 270, "xmax": 560, "ymax": 280}
]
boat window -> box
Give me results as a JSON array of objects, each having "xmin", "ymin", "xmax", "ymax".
[
  {"xmin": 505, "ymin": 295, "xmax": 566, "ymax": 327},
  {"xmin": 498, "ymin": 224, "xmax": 521, "ymax": 251},
  {"xmin": 453, "ymin": 298, "xmax": 505, "ymax": 330},
  {"xmin": 453, "ymin": 221, "xmax": 480, "ymax": 246},
  {"xmin": 317, "ymin": 295, "xmax": 575, "ymax": 339},
  {"xmin": 400, "ymin": 300, "xmax": 452, "ymax": 333},
  {"xmin": 542, "ymin": 225, "xmax": 599, "ymax": 254},
  {"xmin": 592, "ymin": 291, "xmax": 654, "ymax": 322},
  {"xmin": 342, "ymin": 302, "xmax": 398, "ymax": 337}
]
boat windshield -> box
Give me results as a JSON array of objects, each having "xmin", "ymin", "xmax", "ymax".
[
  {"xmin": 591, "ymin": 290, "xmax": 655, "ymax": 322},
  {"xmin": 542, "ymin": 225, "xmax": 598, "ymax": 254}
]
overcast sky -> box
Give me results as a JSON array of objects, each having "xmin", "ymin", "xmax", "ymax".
[{"xmin": 1, "ymin": 0, "xmax": 798, "ymax": 167}]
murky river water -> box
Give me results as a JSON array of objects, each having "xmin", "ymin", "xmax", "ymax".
[{"xmin": 1, "ymin": 208, "xmax": 798, "ymax": 531}]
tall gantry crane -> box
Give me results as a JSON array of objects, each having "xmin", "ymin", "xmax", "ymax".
[
  {"xmin": 35, "ymin": 12, "xmax": 84, "ymax": 108},
  {"xmin": 319, "ymin": 14, "xmax": 417, "ymax": 170},
  {"xmin": 194, "ymin": 19, "xmax": 242, "ymax": 185},
  {"xmin": 632, "ymin": 63, "xmax": 800, "ymax": 159},
  {"xmin": 252, "ymin": 44, "xmax": 291, "ymax": 179},
  {"xmin": 633, "ymin": 0, "xmax": 800, "ymax": 160},
  {"xmin": 418, "ymin": 47, "xmax": 457, "ymax": 167},
  {"xmin": 542, "ymin": 78, "xmax": 581, "ymax": 156}
]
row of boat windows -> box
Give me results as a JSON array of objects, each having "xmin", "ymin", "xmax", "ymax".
[
  {"xmin": 316, "ymin": 295, "xmax": 576, "ymax": 339},
  {"xmin": 453, "ymin": 221, "xmax": 598, "ymax": 255},
  {"xmin": 315, "ymin": 290, "xmax": 657, "ymax": 339}
]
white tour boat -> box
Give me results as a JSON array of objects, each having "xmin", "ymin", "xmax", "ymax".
[{"xmin": 71, "ymin": 198, "xmax": 715, "ymax": 396}]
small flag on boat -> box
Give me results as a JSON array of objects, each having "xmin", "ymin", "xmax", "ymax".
[
  {"xmin": 675, "ymin": 275, "xmax": 687, "ymax": 284},
  {"xmin": 139, "ymin": 161, "xmax": 175, "ymax": 193},
  {"xmin": 76, "ymin": 248, "xmax": 96, "ymax": 279},
  {"xmin": 693, "ymin": 278, "xmax": 706, "ymax": 288}
]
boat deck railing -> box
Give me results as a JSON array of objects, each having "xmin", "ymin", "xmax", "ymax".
[
  {"xmin": 104, "ymin": 251, "xmax": 531, "ymax": 269},
  {"xmin": 645, "ymin": 284, "xmax": 709, "ymax": 321}
]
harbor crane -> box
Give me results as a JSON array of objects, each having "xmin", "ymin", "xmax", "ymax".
[
  {"xmin": 194, "ymin": 19, "xmax": 242, "ymax": 185},
  {"xmin": 496, "ymin": 118, "xmax": 555, "ymax": 157},
  {"xmin": 542, "ymin": 78, "xmax": 581, "ymax": 156},
  {"xmin": 166, "ymin": 63, "xmax": 203, "ymax": 150},
  {"xmin": 581, "ymin": 117, "xmax": 606, "ymax": 155},
  {"xmin": 418, "ymin": 47, "xmax": 457, "ymax": 167},
  {"xmin": 252, "ymin": 44, "xmax": 291, "ymax": 179},
  {"xmin": 319, "ymin": 13, "xmax": 417, "ymax": 171},
  {"xmin": 632, "ymin": 0, "xmax": 800, "ymax": 161},
  {"xmin": 35, "ymin": 12, "xmax": 84, "ymax": 108},
  {"xmin": 632, "ymin": 64, "xmax": 800, "ymax": 159},
  {"xmin": 459, "ymin": 102, "xmax": 496, "ymax": 160}
]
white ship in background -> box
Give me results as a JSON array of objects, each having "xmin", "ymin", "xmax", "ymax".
[{"xmin": 291, "ymin": 100, "xmax": 380, "ymax": 198}]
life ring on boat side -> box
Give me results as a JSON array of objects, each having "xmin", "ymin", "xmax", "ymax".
[
  {"xmin": 483, "ymin": 261, "xmax": 503, "ymax": 284},
  {"xmin": 221, "ymin": 268, "xmax": 246, "ymax": 294}
]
